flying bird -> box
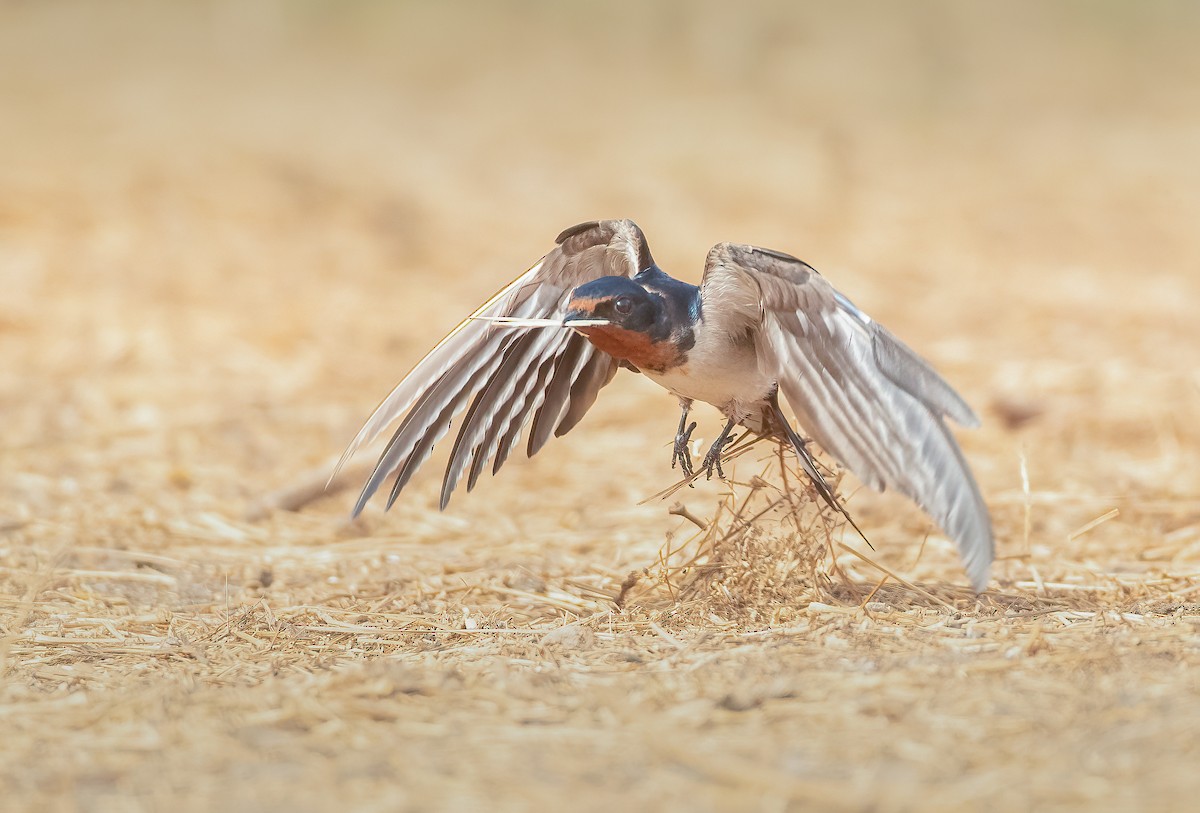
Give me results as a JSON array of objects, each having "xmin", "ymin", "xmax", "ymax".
[{"xmin": 336, "ymin": 220, "xmax": 993, "ymax": 590}]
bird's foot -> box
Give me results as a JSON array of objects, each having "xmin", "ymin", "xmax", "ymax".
[
  {"xmin": 672, "ymin": 420, "xmax": 697, "ymax": 478},
  {"xmin": 700, "ymin": 433, "xmax": 736, "ymax": 480}
]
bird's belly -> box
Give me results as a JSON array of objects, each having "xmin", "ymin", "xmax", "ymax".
[{"xmin": 643, "ymin": 347, "xmax": 774, "ymax": 419}]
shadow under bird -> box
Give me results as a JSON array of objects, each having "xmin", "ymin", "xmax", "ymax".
[{"xmin": 335, "ymin": 220, "xmax": 993, "ymax": 591}]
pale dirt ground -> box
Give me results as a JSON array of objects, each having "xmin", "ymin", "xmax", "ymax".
[{"xmin": 2, "ymin": 3, "xmax": 1199, "ymax": 812}]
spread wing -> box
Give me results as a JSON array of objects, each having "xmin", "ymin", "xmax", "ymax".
[
  {"xmin": 701, "ymin": 243, "xmax": 993, "ymax": 590},
  {"xmin": 339, "ymin": 219, "xmax": 651, "ymax": 516}
]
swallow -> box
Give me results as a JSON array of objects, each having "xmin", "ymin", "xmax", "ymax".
[{"xmin": 336, "ymin": 219, "xmax": 993, "ymax": 590}]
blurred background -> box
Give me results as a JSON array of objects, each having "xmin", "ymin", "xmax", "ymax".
[
  {"xmin": 4, "ymin": 2, "xmax": 1198, "ymax": 512},
  {"xmin": 3, "ymin": 2, "xmax": 1200, "ymax": 808},
  {"xmin": 6, "ymin": 0, "xmax": 1200, "ymax": 613},
  {"xmin": 2, "ymin": 1, "xmax": 1200, "ymax": 810}
]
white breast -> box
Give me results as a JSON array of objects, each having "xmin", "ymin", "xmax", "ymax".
[{"xmin": 642, "ymin": 329, "xmax": 775, "ymax": 421}]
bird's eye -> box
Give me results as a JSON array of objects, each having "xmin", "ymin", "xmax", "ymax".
[{"xmin": 613, "ymin": 296, "xmax": 634, "ymax": 316}]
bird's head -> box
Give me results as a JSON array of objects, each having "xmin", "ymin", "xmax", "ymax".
[
  {"xmin": 565, "ymin": 277, "xmax": 681, "ymax": 371},
  {"xmin": 564, "ymin": 277, "xmax": 659, "ymax": 332}
]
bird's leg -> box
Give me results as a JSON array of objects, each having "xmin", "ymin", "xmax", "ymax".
[
  {"xmin": 700, "ymin": 417, "xmax": 739, "ymax": 480},
  {"xmin": 672, "ymin": 399, "xmax": 697, "ymax": 478}
]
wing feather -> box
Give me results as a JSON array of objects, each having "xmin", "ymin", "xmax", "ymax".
[
  {"xmin": 701, "ymin": 243, "xmax": 993, "ymax": 590},
  {"xmin": 525, "ymin": 334, "xmax": 590, "ymax": 457},
  {"xmin": 342, "ymin": 219, "xmax": 647, "ymax": 515},
  {"xmin": 555, "ymin": 351, "xmax": 619, "ymax": 437},
  {"xmin": 357, "ymin": 329, "xmax": 522, "ymax": 514},
  {"xmin": 440, "ymin": 325, "xmax": 565, "ymax": 504}
]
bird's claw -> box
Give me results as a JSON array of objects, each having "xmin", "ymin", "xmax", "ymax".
[
  {"xmin": 672, "ymin": 420, "xmax": 697, "ymax": 478},
  {"xmin": 701, "ymin": 446, "xmax": 725, "ymax": 480},
  {"xmin": 701, "ymin": 430, "xmax": 739, "ymax": 480}
]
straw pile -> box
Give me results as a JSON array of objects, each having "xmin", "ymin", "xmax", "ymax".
[{"xmin": 2, "ymin": 3, "xmax": 1199, "ymax": 811}]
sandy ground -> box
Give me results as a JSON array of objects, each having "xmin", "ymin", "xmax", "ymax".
[{"xmin": 2, "ymin": 2, "xmax": 1199, "ymax": 811}]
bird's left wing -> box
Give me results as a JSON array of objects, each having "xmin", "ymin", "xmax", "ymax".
[
  {"xmin": 339, "ymin": 219, "xmax": 651, "ymax": 515},
  {"xmin": 700, "ymin": 243, "xmax": 993, "ymax": 590}
]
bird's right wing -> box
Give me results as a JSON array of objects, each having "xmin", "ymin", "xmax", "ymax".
[
  {"xmin": 700, "ymin": 243, "xmax": 993, "ymax": 590},
  {"xmin": 339, "ymin": 219, "xmax": 651, "ymax": 515}
]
